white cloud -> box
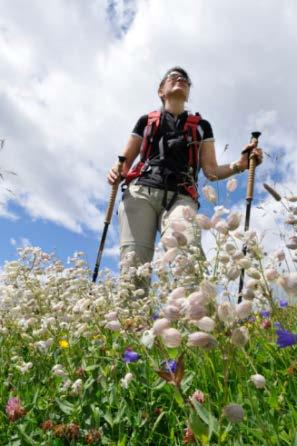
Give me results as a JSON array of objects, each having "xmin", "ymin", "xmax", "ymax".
[{"xmin": 0, "ymin": 0, "xmax": 296, "ymax": 247}]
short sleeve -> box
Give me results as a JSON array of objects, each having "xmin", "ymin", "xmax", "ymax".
[
  {"xmin": 198, "ymin": 119, "xmax": 214, "ymax": 141},
  {"xmin": 131, "ymin": 115, "xmax": 148, "ymax": 138}
]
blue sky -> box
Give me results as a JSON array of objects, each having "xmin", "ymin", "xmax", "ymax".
[{"xmin": 1, "ymin": 0, "xmax": 296, "ymax": 274}]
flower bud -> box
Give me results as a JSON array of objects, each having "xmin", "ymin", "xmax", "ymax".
[
  {"xmin": 203, "ymin": 185, "xmax": 217, "ymax": 203},
  {"xmin": 223, "ymin": 404, "xmax": 244, "ymax": 423},
  {"xmin": 196, "ymin": 214, "xmax": 212, "ymax": 230},
  {"xmin": 217, "ymin": 302, "xmax": 236, "ymax": 324},
  {"xmin": 187, "ymin": 331, "xmax": 217, "ymax": 349},
  {"xmin": 227, "ymin": 178, "xmax": 238, "ymax": 192},
  {"xmin": 172, "ymin": 231, "xmax": 188, "ymax": 247},
  {"xmin": 265, "ymin": 268, "xmax": 279, "ymax": 281},
  {"xmin": 231, "ymin": 326, "xmax": 249, "ymax": 346},
  {"xmin": 162, "ymin": 305, "xmax": 180, "ymax": 321},
  {"xmin": 162, "ymin": 248, "xmax": 178, "ymax": 263},
  {"xmin": 277, "ymin": 272, "xmax": 297, "ymax": 296},
  {"xmin": 161, "ymin": 327, "xmax": 182, "ymax": 348},
  {"xmin": 186, "ymin": 302, "xmax": 207, "ymax": 321},
  {"xmin": 250, "ymin": 374, "xmax": 266, "ymax": 389},
  {"xmin": 105, "ymin": 320, "xmax": 121, "ymax": 331},
  {"xmin": 195, "ymin": 316, "xmax": 215, "ymax": 332},
  {"xmin": 152, "ymin": 318, "xmax": 171, "ymax": 335},
  {"xmin": 246, "ymin": 268, "xmax": 261, "ymax": 280},
  {"xmin": 215, "ymin": 221, "xmax": 229, "ymax": 235},
  {"xmin": 161, "ymin": 235, "xmax": 178, "ymax": 248},
  {"xmin": 235, "ymin": 300, "xmax": 253, "ymax": 320},
  {"xmin": 168, "ymin": 287, "xmax": 185, "ymax": 301},
  {"xmin": 190, "ymin": 390, "xmax": 205, "ymax": 405},
  {"xmin": 226, "ymin": 266, "xmax": 240, "ymax": 281},
  {"xmin": 227, "ymin": 212, "xmax": 241, "ymax": 231}
]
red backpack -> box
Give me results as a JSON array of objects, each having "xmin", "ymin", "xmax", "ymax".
[{"xmin": 125, "ymin": 111, "xmax": 202, "ymax": 201}]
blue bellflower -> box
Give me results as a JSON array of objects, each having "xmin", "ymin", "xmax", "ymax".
[
  {"xmin": 162, "ymin": 359, "xmax": 177, "ymax": 373},
  {"xmin": 123, "ymin": 348, "xmax": 140, "ymax": 363},
  {"xmin": 279, "ymin": 299, "xmax": 288, "ymax": 308},
  {"xmin": 276, "ymin": 329, "xmax": 297, "ymax": 348}
]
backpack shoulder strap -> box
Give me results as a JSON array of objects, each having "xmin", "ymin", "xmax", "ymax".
[
  {"xmin": 183, "ymin": 112, "xmax": 202, "ymax": 168},
  {"xmin": 140, "ymin": 111, "xmax": 162, "ymax": 161}
]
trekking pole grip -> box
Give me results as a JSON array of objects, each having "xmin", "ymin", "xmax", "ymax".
[
  {"xmin": 105, "ymin": 156, "xmax": 126, "ymax": 224},
  {"xmin": 246, "ymin": 131, "xmax": 261, "ymax": 200}
]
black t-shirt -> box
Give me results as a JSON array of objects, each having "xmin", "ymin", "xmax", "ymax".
[{"xmin": 131, "ymin": 110, "xmax": 214, "ymax": 190}]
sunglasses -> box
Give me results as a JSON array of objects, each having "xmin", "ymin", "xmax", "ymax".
[{"xmin": 166, "ymin": 72, "xmax": 191, "ymax": 86}]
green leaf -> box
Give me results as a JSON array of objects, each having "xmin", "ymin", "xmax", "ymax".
[
  {"xmin": 103, "ymin": 411, "xmax": 113, "ymax": 427},
  {"xmin": 117, "ymin": 435, "xmax": 127, "ymax": 446},
  {"xmin": 292, "ymin": 433, "xmax": 297, "ymax": 446},
  {"xmin": 173, "ymin": 386, "xmax": 184, "ymax": 408},
  {"xmin": 152, "ymin": 411, "xmax": 166, "ymax": 432},
  {"xmin": 192, "ymin": 400, "xmax": 219, "ymax": 437},
  {"xmin": 189, "ymin": 411, "xmax": 209, "ymax": 445},
  {"xmin": 16, "ymin": 425, "xmax": 37, "ymax": 446},
  {"xmin": 55, "ymin": 398, "xmax": 74, "ymax": 415}
]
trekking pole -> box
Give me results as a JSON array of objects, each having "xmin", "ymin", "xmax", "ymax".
[
  {"xmin": 92, "ymin": 155, "xmax": 126, "ymax": 283},
  {"xmin": 238, "ymin": 131, "xmax": 261, "ymax": 302}
]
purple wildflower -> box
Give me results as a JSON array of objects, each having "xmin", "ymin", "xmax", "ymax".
[
  {"xmin": 276, "ymin": 329, "xmax": 297, "ymax": 348},
  {"xmin": 279, "ymin": 299, "xmax": 288, "ymax": 308},
  {"xmin": 162, "ymin": 360, "xmax": 177, "ymax": 373},
  {"xmin": 260, "ymin": 310, "xmax": 270, "ymax": 318},
  {"xmin": 123, "ymin": 348, "xmax": 140, "ymax": 363},
  {"xmin": 6, "ymin": 397, "xmax": 26, "ymax": 422},
  {"xmin": 274, "ymin": 322, "xmax": 283, "ymax": 329}
]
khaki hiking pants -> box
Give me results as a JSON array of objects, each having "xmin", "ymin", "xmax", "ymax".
[{"xmin": 118, "ymin": 184, "xmax": 201, "ymax": 270}]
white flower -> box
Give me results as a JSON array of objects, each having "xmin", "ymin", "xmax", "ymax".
[
  {"xmin": 161, "ymin": 327, "xmax": 182, "ymax": 348},
  {"xmin": 152, "ymin": 318, "xmax": 171, "ymax": 335},
  {"xmin": 196, "ymin": 214, "xmax": 212, "ymax": 230},
  {"xmin": 231, "ymin": 326, "xmax": 249, "ymax": 346},
  {"xmin": 162, "ymin": 304, "xmax": 180, "ymax": 321},
  {"xmin": 15, "ymin": 362, "xmax": 33, "ymax": 374},
  {"xmin": 227, "ymin": 178, "xmax": 238, "ymax": 192},
  {"xmin": 104, "ymin": 311, "xmax": 118, "ymax": 321},
  {"xmin": 195, "ymin": 317, "xmax": 215, "ymax": 332},
  {"xmin": 277, "ymin": 272, "xmax": 297, "ymax": 296},
  {"xmin": 246, "ymin": 268, "xmax": 261, "ymax": 280},
  {"xmin": 182, "ymin": 206, "xmax": 196, "ymax": 221},
  {"xmin": 235, "ymin": 300, "xmax": 253, "ymax": 320},
  {"xmin": 200, "ymin": 280, "xmax": 217, "ymax": 302},
  {"xmin": 218, "ymin": 302, "xmax": 236, "ymax": 324},
  {"xmin": 121, "ymin": 372, "xmax": 133, "ymax": 389},
  {"xmin": 168, "ymin": 287, "xmax": 185, "ymax": 301},
  {"xmin": 140, "ymin": 329, "xmax": 155, "ymax": 349},
  {"xmin": 227, "ymin": 212, "xmax": 241, "ymax": 231},
  {"xmin": 172, "ymin": 231, "xmax": 188, "ymax": 246},
  {"xmin": 162, "ymin": 248, "xmax": 178, "ymax": 263},
  {"xmin": 187, "ymin": 331, "xmax": 217, "ymax": 349},
  {"xmin": 226, "ymin": 266, "xmax": 240, "ymax": 281},
  {"xmin": 161, "ymin": 235, "xmax": 178, "ymax": 248},
  {"xmin": 105, "ymin": 320, "xmax": 121, "ymax": 331},
  {"xmin": 265, "ymin": 268, "xmax": 279, "ymax": 281},
  {"xmin": 215, "ymin": 221, "xmax": 229, "ymax": 235},
  {"xmin": 236, "ymin": 258, "xmax": 252, "ymax": 269},
  {"xmin": 71, "ymin": 379, "xmax": 83, "ymax": 395},
  {"xmin": 250, "ymin": 374, "xmax": 266, "ymax": 389},
  {"xmin": 202, "ymin": 185, "xmax": 217, "ymax": 203},
  {"xmin": 170, "ymin": 221, "xmax": 187, "ymax": 232},
  {"xmin": 186, "ymin": 302, "xmax": 207, "ymax": 321},
  {"xmin": 52, "ymin": 364, "xmax": 67, "ymax": 377}
]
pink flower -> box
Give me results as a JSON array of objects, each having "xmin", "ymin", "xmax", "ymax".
[
  {"xmin": 187, "ymin": 332, "xmax": 217, "ymax": 349},
  {"xmin": 190, "ymin": 390, "xmax": 205, "ymax": 405},
  {"xmin": 152, "ymin": 318, "xmax": 171, "ymax": 335},
  {"xmin": 6, "ymin": 397, "xmax": 26, "ymax": 422},
  {"xmin": 227, "ymin": 212, "xmax": 241, "ymax": 231}
]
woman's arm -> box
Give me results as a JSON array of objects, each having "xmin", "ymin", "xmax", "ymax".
[
  {"xmin": 107, "ymin": 135, "xmax": 142, "ymax": 185},
  {"xmin": 200, "ymin": 140, "xmax": 263, "ymax": 181}
]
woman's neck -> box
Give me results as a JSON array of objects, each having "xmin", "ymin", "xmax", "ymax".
[{"xmin": 164, "ymin": 98, "xmax": 186, "ymax": 117}]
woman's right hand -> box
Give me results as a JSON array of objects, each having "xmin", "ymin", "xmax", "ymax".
[{"xmin": 107, "ymin": 164, "xmax": 122, "ymax": 185}]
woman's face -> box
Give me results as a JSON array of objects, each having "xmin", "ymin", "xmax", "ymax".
[{"xmin": 159, "ymin": 72, "xmax": 190, "ymax": 103}]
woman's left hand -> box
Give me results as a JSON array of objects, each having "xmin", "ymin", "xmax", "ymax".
[{"xmin": 236, "ymin": 142, "xmax": 263, "ymax": 171}]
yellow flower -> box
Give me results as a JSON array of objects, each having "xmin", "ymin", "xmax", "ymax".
[{"xmin": 59, "ymin": 339, "xmax": 69, "ymax": 349}]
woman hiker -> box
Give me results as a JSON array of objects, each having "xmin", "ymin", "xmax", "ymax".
[{"xmin": 107, "ymin": 66, "xmax": 263, "ymax": 281}]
